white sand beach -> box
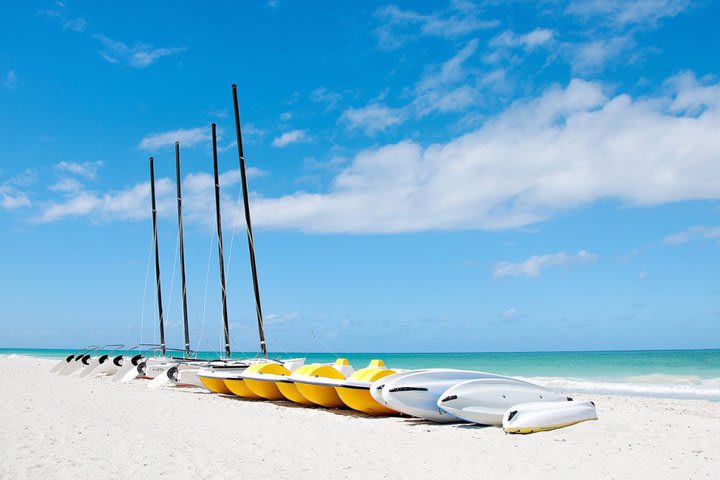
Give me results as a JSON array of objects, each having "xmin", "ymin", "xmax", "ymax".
[{"xmin": 1, "ymin": 355, "xmax": 717, "ymax": 479}]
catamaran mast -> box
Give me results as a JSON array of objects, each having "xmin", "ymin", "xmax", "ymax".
[
  {"xmin": 149, "ymin": 156, "xmax": 166, "ymax": 355},
  {"xmin": 211, "ymin": 123, "xmax": 231, "ymax": 357},
  {"xmin": 231, "ymin": 84, "xmax": 267, "ymax": 356},
  {"xmin": 174, "ymin": 142, "xmax": 191, "ymax": 358}
]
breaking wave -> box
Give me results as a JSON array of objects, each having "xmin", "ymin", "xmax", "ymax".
[{"xmin": 521, "ymin": 375, "xmax": 720, "ymax": 401}]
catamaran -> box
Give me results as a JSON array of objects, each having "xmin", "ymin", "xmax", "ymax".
[
  {"xmin": 51, "ymin": 345, "xmax": 99, "ymax": 374},
  {"xmin": 154, "ymin": 124, "xmax": 257, "ymax": 390},
  {"xmin": 197, "ymin": 84, "xmax": 292, "ymax": 394},
  {"xmin": 117, "ymin": 154, "xmax": 200, "ymax": 383}
]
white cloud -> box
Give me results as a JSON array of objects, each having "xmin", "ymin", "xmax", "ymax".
[
  {"xmin": 0, "ymin": 186, "xmax": 31, "ymax": 209},
  {"xmin": 2, "ymin": 70, "xmax": 18, "ymax": 90},
  {"xmin": 94, "ymin": 35, "xmax": 185, "ymax": 68},
  {"xmin": 311, "ymin": 87, "xmax": 343, "ymax": 109},
  {"xmin": 243, "ymin": 123, "xmax": 266, "ymax": 138},
  {"xmin": 265, "ymin": 312, "xmax": 299, "ymax": 325},
  {"xmin": 242, "ymin": 73, "xmax": 720, "ymax": 234},
  {"xmin": 490, "ymin": 28, "xmax": 554, "ymax": 50},
  {"xmin": 569, "ymin": 36, "xmax": 633, "ymax": 73},
  {"xmin": 304, "ymin": 156, "xmax": 348, "ymax": 171},
  {"xmin": 49, "ymin": 177, "xmax": 83, "ymax": 193},
  {"xmin": 501, "ymin": 308, "xmax": 520, "ymax": 319},
  {"xmin": 138, "ymin": 127, "xmax": 211, "ymax": 151},
  {"xmin": 272, "ymin": 129, "xmax": 308, "ymax": 147},
  {"xmin": 340, "ymin": 104, "xmax": 406, "ymax": 135},
  {"xmin": 34, "ymin": 168, "xmax": 261, "ymax": 224},
  {"xmin": 664, "ymin": 226, "xmax": 720, "ymax": 244},
  {"xmin": 55, "ymin": 160, "xmax": 103, "ymax": 180},
  {"xmin": 374, "ymin": 2, "xmax": 499, "ymax": 49},
  {"xmin": 31, "ymin": 73, "xmax": 720, "ymax": 235},
  {"xmin": 566, "ymin": 0, "xmax": 691, "ymax": 27},
  {"xmin": 413, "ymin": 39, "xmax": 480, "ymax": 116},
  {"xmin": 493, "ymin": 250, "xmax": 597, "ymax": 278},
  {"xmin": 344, "ymin": 40, "xmax": 500, "ymax": 131},
  {"xmin": 0, "ymin": 170, "xmax": 36, "ymax": 210},
  {"xmin": 38, "ymin": 2, "xmax": 87, "ymax": 32}
]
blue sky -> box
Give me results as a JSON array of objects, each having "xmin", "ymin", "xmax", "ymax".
[{"xmin": 1, "ymin": 0, "xmax": 719, "ymax": 353}]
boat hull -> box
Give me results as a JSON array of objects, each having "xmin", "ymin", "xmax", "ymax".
[
  {"xmin": 502, "ymin": 400, "xmax": 598, "ymax": 434},
  {"xmin": 382, "ymin": 369, "xmax": 529, "ymax": 423},
  {"xmin": 198, "ymin": 375, "xmax": 234, "ymax": 394},
  {"xmin": 243, "ymin": 363, "xmax": 291, "ymax": 400},
  {"xmin": 224, "ymin": 378, "xmax": 263, "ymax": 399},
  {"xmin": 336, "ymin": 364, "xmax": 397, "ymax": 415},
  {"xmin": 291, "ymin": 363, "xmax": 348, "ymax": 408},
  {"xmin": 277, "ymin": 381, "xmax": 314, "ymax": 405},
  {"xmin": 437, "ymin": 378, "xmax": 570, "ymax": 426}
]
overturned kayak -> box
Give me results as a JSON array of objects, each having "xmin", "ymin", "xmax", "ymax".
[
  {"xmin": 381, "ymin": 369, "xmax": 529, "ymax": 423},
  {"xmin": 369, "ymin": 369, "xmax": 427, "ymax": 406},
  {"xmin": 503, "ymin": 400, "xmax": 598, "ymax": 434},
  {"xmin": 437, "ymin": 378, "xmax": 570, "ymax": 425}
]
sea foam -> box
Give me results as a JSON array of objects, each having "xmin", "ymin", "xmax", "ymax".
[{"xmin": 523, "ymin": 375, "xmax": 720, "ymax": 401}]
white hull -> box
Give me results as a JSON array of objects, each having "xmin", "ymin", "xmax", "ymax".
[
  {"xmin": 90, "ymin": 357, "xmax": 121, "ymax": 377},
  {"xmin": 111, "ymin": 356, "xmax": 140, "ymax": 381},
  {"xmin": 369, "ymin": 369, "xmax": 427, "ymax": 406},
  {"xmin": 51, "ymin": 355, "xmax": 77, "ymax": 373},
  {"xmin": 503, "ymin": 400, "xmax": 598, "ymax": 434},
  {"xmin": 58, "ymin": 357, "xmax": 89, "ymax": 376},
  {"xmin": 437, "ymin": 378, "xmax": 570, "ymax": 425},
  {"xmin": 147, "ymin": 363, "xmax": 207, "ymax": 389},
  {"xmin": 173, "ymin": 366, "xmax": 205, "ymax": 388},
  {"xmin": 381, "ymin": 369, "xmax": 529, "ymax": 423},
  {"xmin": 75, "ymin": 357, "xmax": 103, "ymax": 377}
]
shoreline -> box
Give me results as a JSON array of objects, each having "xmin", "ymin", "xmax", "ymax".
[
  {"xmin": 1, "ymin": 355, "xmax": 718, "ymax": 479},
  {"xmin": 3, "ymin": 350, "xmax": 718, "ymax": 402}
]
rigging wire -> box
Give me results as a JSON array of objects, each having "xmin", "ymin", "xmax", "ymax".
[
  {"xmin": 163, "ymin": 234, "xmax": 180, "ymax": 351},
  {"xmin": 139, "ymin": 234, "xmax": 154, "ymax": 347},
  {"xmin": 224, "ymin": 193, "xmax": 244, "ymax": 285},
  {"xmin": 194, "ymin": 226, "xmax": 216, "ymax": 355},
  {"xmin": 311, "ymin": 329, "xmax": 339, "ymax": 360}
]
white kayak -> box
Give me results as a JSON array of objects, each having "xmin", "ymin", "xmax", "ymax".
[
  {"xmin": 381, "ymin": 369, "xmax": 530, "ymax": 423},
  {"xmin": 437, "ymin": 378, "xmax": 571, "ymax": 425},
  {"xmin": 369, "ymin": 369, "xmax": 427, "ymax": 406},
  {"xmin": 503, "ymin": 400, "xmax": 598, "ymax": 434}
]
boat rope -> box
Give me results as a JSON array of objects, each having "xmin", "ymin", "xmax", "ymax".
[
  {"xmin": 164, "ymin": 234, "xmax": 181, "ymax": 348},
  {"xmin": 139, "ymin": 233, "xmax": 154, "ymax": 347},
  {"xmin": 267, "ymin": 332, "xmax": 289, "ymax": 358},
  {"xmin": 311, "ymin": 329, "xmax": 339, "ymax": 360},
  {"xmin": 225, "ymin": 191, "xmax": 244, "ymax": 285},
  {"xmin": 194, "ymin": 226, "xmax": 216, "ymax": 355}
]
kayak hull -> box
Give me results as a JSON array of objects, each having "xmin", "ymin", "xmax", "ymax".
[
  {"xmin": 437, "ymin": 378, "xmax": 570, "ymax": 426},
  {"xmin": 503, "ymin": 400, "xmax": 598, "ymax": 434}
]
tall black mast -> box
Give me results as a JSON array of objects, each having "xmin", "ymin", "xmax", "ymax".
[
  {"xmin": 175, "ymin": 142, "xmax": 191, "ymax": 358},
  {"xmin": 232, "ymin": 84, "xmax": 267, "ymax": 356},
  {"xmin": 212, "ymin": 124, "xmax": 231, "ymax": 357},
  {"xmin": 149, "ymin": 156, "xmax": 166, "ymax": 355}
]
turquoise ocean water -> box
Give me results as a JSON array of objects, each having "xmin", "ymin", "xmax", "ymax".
[{"xmin": 2, "ymin": 348, "xmax": 719, "ymax": 400}]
